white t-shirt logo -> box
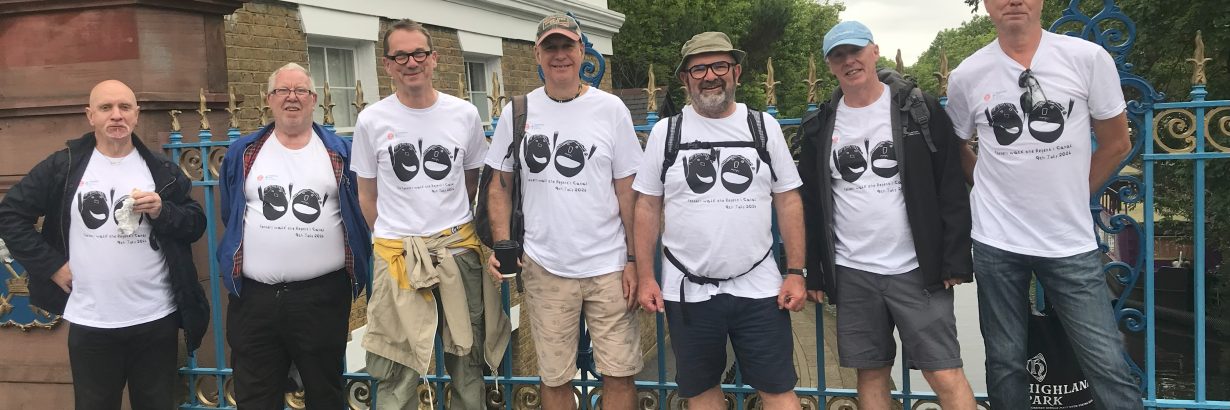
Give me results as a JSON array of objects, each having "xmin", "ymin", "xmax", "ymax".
[
  {"xmin": 257, "ymin": 183, "xmax": 329, "ymax": 224},
  {"xmin": 522, "ymin": 132, "xmax": 596, "ymax": 178},
  {"xmin": 387, "ymin": 140, "xmax": 458, "ymax": 182},
  {"xmin": 77, "ymin": 188, "xmax": 146, "ymax": 232},
  {"xmin": 388, "ymin": 141, "xmax": 421, "ymax": 181},
  {"xmin": 984, "ymin": 71, "xmax": 1074, "ymax": 145},
  {"xmin": 683, "ymin": 151, "xmax": 718, "ymax": 193},
  {"xmin": 681, "ymin": 149, "xmax": 764, "ymax": 195}
]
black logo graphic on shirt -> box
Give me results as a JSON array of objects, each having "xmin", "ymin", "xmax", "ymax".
[
  {"xmin": 870, "ymin": 141, "xmax": 898, "ymax": 178},
  {"xmin": 389, "ymin": 141, "xmax": 421, "ymax": 181},
  {"xmin": 986, "ymin": 103, "xmax": 1024, "ymax": 145},
  {"xmin": 720, "ymin": 155, "xmax": 755, "ymax": 194},
  {"xmin": 258, "ymin": 185, "xmax": 289, "ymax": 220},
  {"xmin": 260, "ymin": 184, "xmax": 328, "ymax": 224},
  {"xmin": 523, "ymin": 132, "xmax": 595, "ymax": 178},
  {"xmin": 423, "ymin": 145, "xmax": 459, "ymax": 180},
  {"xmin": 834, "ymin": 140, "xmax": 898, "ymax": 182},
  {"xmin": 834, "ymin": 141, "xmax": 869, "ymax": 183},
  {"xmin": 984, "ymin": 72, "xmax": 1076, "ymax": 146},
  {"xmin": 78, "ymin": 190, "xmax": 111, "ymax": 229},
  {"xmin": 683, "ymin": 150, "xmax": 718, "ymax": 194}
]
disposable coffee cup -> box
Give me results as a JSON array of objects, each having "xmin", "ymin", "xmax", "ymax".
[{"xmin": 493, "ymin": 240, "xmax": 522, "ymax": 278}]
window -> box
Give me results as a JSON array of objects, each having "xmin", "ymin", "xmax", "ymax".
[
  {"xmin": 464, "ymin": 61, "xmax": 491, "ymax": 127},
  {"xmin": 308, "ymin": 45, "xmax": 357, "ymax": 128}
]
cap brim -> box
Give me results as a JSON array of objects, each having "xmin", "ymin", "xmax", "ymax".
[
  {"xmin": 536, "ymin": 29, "xmax": 581, "ymax": 45},
  {"xmin": 824, "ymin": 38, "xmax": 871, "ymax": 57}
]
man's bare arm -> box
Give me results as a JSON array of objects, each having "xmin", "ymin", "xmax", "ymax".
[
  {"xmin": 1089, "ymin": 111, "xmax": 1131, "ymax": 195},
  {"xmin": 357, "ymin": 177, "xmax": 378, "ymax": 231}
]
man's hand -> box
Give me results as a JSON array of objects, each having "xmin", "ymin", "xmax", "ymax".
[
  {"xmin": 806, "ymin": 290, "xmax": 825, "ymax": 303},
  {"xmin": 52, "ymin": 263, "xmax": 73, "ymax": 293},
  {"xmin": 486, "ymin": 252, "xmax": 517, "ymax": 284},
  {"xmin": 778, "ymin": 274, "xmax": 806, "ymax": 312},
  {"xmin": 944, "ymin": 278, "xmax": 966, "ymax": 289},
  {"xmin": 132, "ymin": 190, "xmax": 162, "ymax": 219},
  {"xmin": 621, "ymin": 262, "xmax": 637, "ymax": 312},
  {"xmin": 638, "ymin": 278, "xmax": 665, "ymax": 313}
]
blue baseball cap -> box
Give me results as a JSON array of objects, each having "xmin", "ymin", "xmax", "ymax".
[{"xmin": 823, "ymin": 21, "xmax": 874, "ymax": 57}]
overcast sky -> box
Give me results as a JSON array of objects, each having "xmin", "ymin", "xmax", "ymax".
[{"xmin": 836, "ymin": 0, "xmax": 989, "ymax": 65}]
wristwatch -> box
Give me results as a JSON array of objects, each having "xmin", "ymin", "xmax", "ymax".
[
  {"xmin": 786, "ymin": 268, "xmax": 806, "ymax": 277},
  {"xmin": 626, "ymin": 254, "xmax": 636, "ymax": 263}
]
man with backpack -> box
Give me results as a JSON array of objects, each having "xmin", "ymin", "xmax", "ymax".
[
  {"xmin": 633, "ymin": 31, "xmax": 807, "ymax": 409},
  {"xmin": 797, "ymin": 21, "xmax": 976, "ymax": 409},
  {"xmin": 483, "ymin": 12, "xmax": 643, "ymax": 409},
  {"xmin": 351, "ymin": 19, "xmax": 509, "ymax": 409}
]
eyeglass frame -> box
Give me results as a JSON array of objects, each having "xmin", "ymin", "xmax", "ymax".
[
  {"xmin": 269, "ymin": 88, "xmax": 315, "ymax": 98},
  {"xmin": 1017, "ymin": 68, "xmax": 1049, "ymax": 109},
  {"xmin": 683, "ymin": 60, "xmax": 735, "ymax": 80},
  {"xmin": 385, "ymin": 50, "xmax": 434, "ymax": 65}
]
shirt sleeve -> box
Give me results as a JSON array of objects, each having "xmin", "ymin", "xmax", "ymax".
[
  {"xmin": 349, "ymin": 112, "xmax": 377, "ymax": 178},
  {"xmin": 1086, "ymin": 47, "xmax": 1127, "ymax": 120},
  {"xmin": 610, "ymin": 103, "xmax": 642, "ymax": 179},
  {"xmin": 631, "ymin": 120, "xmax": 668, "ymax": 196},
  {"xmin": 483, "ymin": 101, "xmax": 516, "ymax": 172},
  {"xmin": 765, "ymin": 113, "xmax": 803, "ymax": 193},
  {"xmin": 463, "ymin": 106, "xmax": 490, "ymax": 170},
  {"xmin": 944, "ymin": 72, "xmax": 976, "ymax": 141}
]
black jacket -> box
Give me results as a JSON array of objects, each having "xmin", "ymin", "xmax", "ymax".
[
  {"xmin": 797, "ymin": 69, "xmax": 973, "ymax": 304},
  {"xmin": 0, "ymin": 133, "xmax": 210, "ymax": 350}
]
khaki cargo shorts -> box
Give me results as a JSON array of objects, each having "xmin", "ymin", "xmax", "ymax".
[{"xmin": 521, "ymin": 257, "xmax": 643, "ymax": 387}]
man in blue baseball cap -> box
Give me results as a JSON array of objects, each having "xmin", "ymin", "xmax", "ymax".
[{"xmin": 799, "ymin": 20, "xmax": 978, "ymax": 409}]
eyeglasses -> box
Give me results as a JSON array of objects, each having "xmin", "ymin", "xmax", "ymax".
[
  {"xmin": 270, "ymin": 88, "xmax": 314, "ymax": 97},
  {"xmin": 385, "ymin": 50, "xmax": 433, "ymax": 65},
  {"xmin": 685, "ymin": 61, "xmax": 733, "ymax": 79},
  {"xmin": 1017, "ymin": 69, "xmax": 1048, "ymax": 109}
]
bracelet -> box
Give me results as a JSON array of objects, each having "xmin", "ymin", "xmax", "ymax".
[{"xmin": 626, "ymin": 254, "xmax": 636, "ymax": 263}]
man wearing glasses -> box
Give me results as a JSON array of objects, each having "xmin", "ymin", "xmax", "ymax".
[
  {"xmin": 217, "ymin": 63, "xmax": 371, "ymax": 408},
  {"xmin": 796, "ymin": 21, "xmax": 976, "ymax": 409},
  {"xmin": 353, "ymin": 19, "xmax": 508, "ymax": 410},
  {"xmin": 485, "ymin": 12, "xmax": 642, "ymax": 409},
  {"xmin": 633, "ymin": 32, "xmax": 806, "ymax": 409},
  {"xmin": 945, "ymin": 0, "xmax": 1140, "ymax": 407}
]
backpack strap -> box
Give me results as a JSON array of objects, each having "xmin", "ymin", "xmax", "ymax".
[
  {"xmin": 904, "ymin": 87, "xmax": 938, "ymax": 153},
  {"xmin": 746, "ymin": 108, "xmax": 778, "ymax": 182},
  {"xmin": 660, "ymin": 113, "xmax": 683, "ymax": 183},
  {"xmin": 509, "ymin": 95, "xmax": 528, "ymax": 291}
]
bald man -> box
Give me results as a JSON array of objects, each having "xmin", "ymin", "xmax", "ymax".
[{"xmin": 0, "ymin": 80, "xmax": 209, "ymax": 410}]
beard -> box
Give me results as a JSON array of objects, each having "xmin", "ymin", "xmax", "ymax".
[{"xmin": 690, "ymin": 79, "xmax": 735, "ymax": 118}]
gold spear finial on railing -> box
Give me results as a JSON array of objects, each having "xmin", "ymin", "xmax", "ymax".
[
  {"xmin": 1187, "ymin": 30, "xmax": 1212, "ymax": 86},
  {"xmin": 934, "ymin": 47, "xmax": 951, "ymax": 96},
  {"xmin": 352, "ymin": 80, "xmax": 368, "ymax": 113},
  {"xmin": 644, "ymin": 64, "xmax": 661, "ymax": 113},
  {"xmin": 320, "ymin": 81, "xmax": 335, "ymax": 126},
  {"xmin": 804, "ymin": 54, "xmax": 823, "ymax": 104},
  {"xmin": 197, "ymin": 88, "xmax": 211, "ymax": 131},
  {"xmin": 257, "ymin": 98, "xmax": 271, "ymax": 126},
  {"xmin": 762, "ymin": 57, "xmax": 780, "ymax": 107},
  {"xmin": 458, "ymin": 74, "xmax": 469, "ymax": 102},
  {"xmin": 895, "ymin": 49, "xmax": 905, "ymax": 73},
  {"xmin": 169, "ymin": 110, "xmax": 182, "ymax": 133},
  {"xmin": 487, "ymin": 72, "xmax": 508, "ymax": 118},
  {"xmin": 225, "ymin": 85, "xmax": 240, "ymax": 130}
]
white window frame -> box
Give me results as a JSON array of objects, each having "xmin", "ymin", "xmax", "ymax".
[
  {"xmin": 306, "ymin": 35, "xmax": 379, "ymax": 134},
  {"xmin": 463, "ymin": 54, "xmax": 501, "ymax": 130}
]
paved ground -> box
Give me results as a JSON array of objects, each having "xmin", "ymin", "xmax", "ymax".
[{"xmin": 635, "ymin": 302, "xmax": 857, "ymax": 390}]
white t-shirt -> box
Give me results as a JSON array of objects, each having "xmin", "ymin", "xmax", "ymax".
[
  {"xmin": 241, "ymin": 134, "xmax": 345, "ymax": 283},
  {"xmin": 946, "ymin": 31, "xmax": 1125, "ymax": 257},
  {"xmin": 633, "ymin": 104, "xmax": 803, "ymax": 302},
  {"xmin": 351, "ymin": 93, "xmax": 488, "ymax": 239},
  {"xmin": 831, "ymin": 86, "xmax": 919, "ymax": 274},
  {"xmin": 484, "ymin": 87, "xmax": 641, "ymax": 278},
  {"xmin": 66, "ymin": 149, "xmax": 175, "ymax": 328}
]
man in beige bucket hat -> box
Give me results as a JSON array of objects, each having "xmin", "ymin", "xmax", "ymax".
[{"xmin": 634, "ymin": 31, "xmax": 807, "ymax": 409}]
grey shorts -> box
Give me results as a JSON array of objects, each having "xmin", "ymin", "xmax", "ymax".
[{"xmin": 835, "ymin": 265, "xmax": 963, "ymax": 370}]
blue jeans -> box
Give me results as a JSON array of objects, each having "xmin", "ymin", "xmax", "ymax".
[{"xmin": 973, "ymin": 241, "xmax": 1142, "ymax": 409}]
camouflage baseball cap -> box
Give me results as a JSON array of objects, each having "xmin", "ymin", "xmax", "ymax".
[
  {"xmin": 675, "ymin": 32, "xmax": 746, "ymax": 74},
  {"xmin": 536, "ymin": 13, "xmax": 582, "ymax": 45}
]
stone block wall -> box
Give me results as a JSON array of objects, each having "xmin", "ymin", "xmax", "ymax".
[{"xmin": 224, "ymin": 0, "xmax": 308, "ymax": 132}]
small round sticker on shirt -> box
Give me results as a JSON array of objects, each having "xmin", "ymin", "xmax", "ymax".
[
  {"xmin": 387, "ymin": 132, "xmax": 394, "ymax": 140},
  {"xmin": 983, "ymin": 93, "xmax": 992, "ymax": 102}
]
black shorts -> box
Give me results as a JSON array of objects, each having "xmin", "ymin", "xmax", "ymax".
[{"xmin": 665, "ymin": 294, "xmax": 797, "ymax": 397}]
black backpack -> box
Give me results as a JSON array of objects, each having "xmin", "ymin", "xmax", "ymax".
[
  {"xmin": 475, "ymin": 95, "xmax": 527, "ymax": 248},
  {"xmin": 660, "ymin": 108, "xmax": 778, "ymax": 183}
]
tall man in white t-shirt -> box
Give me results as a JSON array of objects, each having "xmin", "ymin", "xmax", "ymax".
[
  {"xmin": 633, "ymin": 32, "xmax": 807, "ymax": 409},
  {"xmin": 0, "ymin": 80, "xmax": 209, "ymax": 410},
  {"xmin": 353, "ymin": 19, "xmax": 509, "ymax": 410},
  {"xmin": 485, "ymin": 13, "xmax": 643, "ymax": 409},
  {"xmin": 217, "ymin": 63, "xmax": 372, "ymax": 409},
  {"xmin": 797, "ymin": 21, "xmax": 976, "ymax": 409},
  {"xmin": 945, "ymin": 0, "xmax": 1141, "ymax": 407}
]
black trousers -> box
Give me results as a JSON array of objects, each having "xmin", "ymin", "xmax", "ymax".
[
  {"xmin": 68, "ymin": 313, "xmax": 179, "ymax": 410},
  {"xmin": 227, "ymin": 268, "xmax": 351, "ymax": 409}
]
